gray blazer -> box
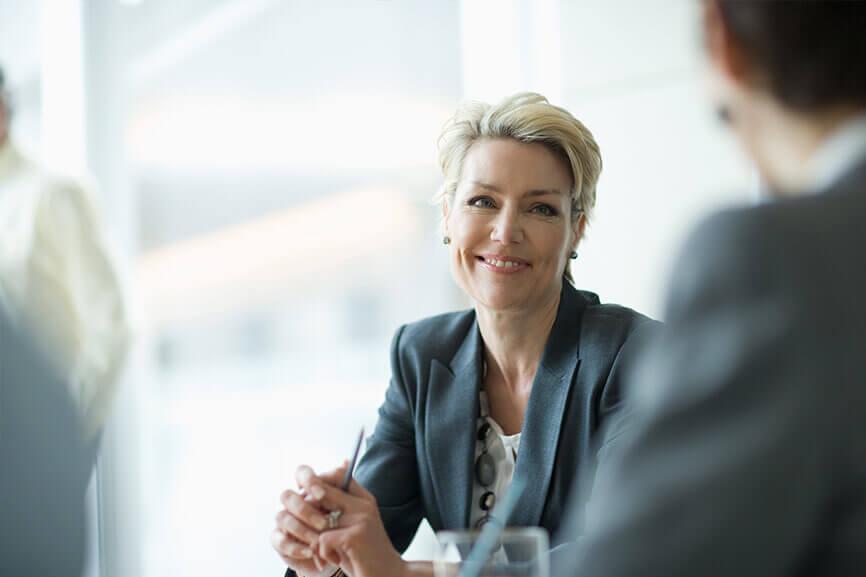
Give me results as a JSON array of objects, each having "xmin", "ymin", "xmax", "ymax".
[
  {"xmin": 0, "ymin": 309, "xmax": 90, "ymax": 576},
  {"xmin": 353, "ymin": 283, "xmax": 655, "ymax": 553},
  {"xmin": 558, "ymin": 158, "xmax": 866, "ymax": 577}
]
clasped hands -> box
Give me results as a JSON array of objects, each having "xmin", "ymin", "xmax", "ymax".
[{"xmin": 272, "ymin": 463, "xmax": 406, "ymax": 577}]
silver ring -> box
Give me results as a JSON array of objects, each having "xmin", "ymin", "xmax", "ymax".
[{"xmin": 327, "ymin": 509, "xmax": 343, "ymax": 529}]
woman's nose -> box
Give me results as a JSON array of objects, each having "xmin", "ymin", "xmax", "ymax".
[{"xmin": 490, "ymin": 208, "xmax": 524, "ymax": 244}]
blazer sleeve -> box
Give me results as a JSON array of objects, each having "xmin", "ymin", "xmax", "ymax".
[
  {"xmin": 554, "ymin": 211, "xmax": 842, "ymax": 577},
  {"xmin": 594, "ymin": 318, "xmax": 660, "ymax": 456},
  {"xmin": 352, "ymin": 324, "xmax": 425, "ymax": 554},
  {"xmin": 0, "ymin": 314, "xmax": 90, "ymax": 577}
]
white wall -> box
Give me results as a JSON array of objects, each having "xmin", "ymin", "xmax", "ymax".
[
  {"xmin": 559, "ymin": 0, "xmax": 753, "ymax": 318},
  {"xmin": 456, "ymin": 0, "xmax": 753, "ymax": 319}
]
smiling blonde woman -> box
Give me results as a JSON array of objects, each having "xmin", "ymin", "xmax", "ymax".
[{"xmin": 272, "ymin": 93, "xmax": 658, "ymax": 577}]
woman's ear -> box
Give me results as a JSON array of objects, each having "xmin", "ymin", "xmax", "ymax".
[
  {"xmin": 572, "ymin": 213, "xmax": 586, "ymax": 250},
  {"xmin": 703, "ymin": 0, "xmax": 750, "ymax": 86},
  {"xmin": 441, "ymin": 198, "xmax": 451, "ymax": 235}
]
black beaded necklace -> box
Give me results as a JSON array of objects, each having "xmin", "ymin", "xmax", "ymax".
[{"xmin": 474, "ymin": 360, "xmax": 497, "ymax": 528}]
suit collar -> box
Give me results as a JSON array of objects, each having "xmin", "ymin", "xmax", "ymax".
[
  {"xmin": 426, "ymin": 313, "xmax": 482, "ymax": 529},
  {"xmin": 809, "ymin": 114, "xmax": 866, "ymax": 193},
  {"xmin": 509, "ymin": 283, "xmax": 589, "ymax": 527},
  {"xmin": 832, "ymin": 153, "xmax": 866, "ymax": 198},
  {"xmin": 426, "ymin": 284, "xmax": 592, "ymax": 529}
]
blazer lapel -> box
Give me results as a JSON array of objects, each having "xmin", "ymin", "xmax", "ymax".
[
  {"xmin": 509, "ymin": 284, "xmax": 588, "ymax": 527},
  {"xmin": 426, "ymin": 318, "xmax": 483, "ymax": 530}
]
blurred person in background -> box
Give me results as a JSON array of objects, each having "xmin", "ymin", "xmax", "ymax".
[
  {"xmin": 272, "ymin": 93, "xmax": 658, "ymax": 577},
  {"xmin": 551, "ymin": 2, "xmax": 866, "ymax": 577},
  {"xmin": 1, "ymin": 302, "xmax": 90, "ymax": 576},
  {"xmin": 0, "ymin": 64, "xmax": 130, "ymax": 452}
]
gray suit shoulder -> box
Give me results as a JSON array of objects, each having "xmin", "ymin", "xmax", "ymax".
[
  {"xmin": 679, "ymin": 187, "xmax": 862, "ymax": 303},
  {"xmin": 666, "ymin": 200, "xmax": 812, "ymax": 319},
  {"xmin": 580, "ymin": 291, "xmax": 660, "ymax": 346},
  {"xmin": 584, "ymin": 300, "xmax": 657, "ymax": 329},
  {"xmin": 391, "ymin": 308, "xmax": 475, "ymax": 365},
  {"xmin": 671, "ymin": 186, "xmax": 866, "ymax": 461},
  {"xmin": 684, "ymin": 203, "xmax": 786, "ymax": 266}
]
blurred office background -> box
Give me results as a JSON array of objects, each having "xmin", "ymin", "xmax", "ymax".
[{"xmin": 0, "ymin": 0, "xmax": 751, "ymax": 576}]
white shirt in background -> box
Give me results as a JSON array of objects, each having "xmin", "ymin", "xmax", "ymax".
[
  {"xmin": 809, "ymin": 114, "xmax": 866, "ymax": 192},
  {"xmin": 0, "ymin": 139, "xmax": 129, "ymax": 438}
]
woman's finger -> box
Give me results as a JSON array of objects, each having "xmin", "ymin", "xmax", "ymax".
[
  {"xmin": 296, "ymin": 463, "xmax": 346, "ymax": 490},
  {"xmin": 280, "ymin": 489, "xmax": 329, "ymax": 531},
  {"xmin": 275, "ymin": 509, "xmax": 320, "ymax": 546},
  {"xmin": 270, "ymin": 529, "xmax": 315, "ymax": 559},
  {"xmin": 316, "ymin": 529, "xmax": 346, "ymax": 567},
  {"xmin": 316, "ymin": 461, "xmax": 349, "ymax": 487},
  {"xmin": 295, "ymin": 463, "xmax": 348, "ymax": 501},
  {"xmin": 295, "ymin": 465, "xmax": 321, "ymax": 491},
  {"xmin": 303, "ymin": 479, "xmax": 372, "ymax": 515}
]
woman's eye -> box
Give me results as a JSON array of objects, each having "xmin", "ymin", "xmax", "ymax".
[
  {"xmin": 468, "ymin": 196, "xmax": 496, "ymax": 209},
  {"xmin": 531, "ymin": 204, "xmax": 558, "ymax": 217}
]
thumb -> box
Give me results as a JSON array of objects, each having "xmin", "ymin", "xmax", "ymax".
[
  {"xmin": 318, "ymin": 460, "xmax": 349, "ymax": 487},
  {"xmin": 345, "ymin": 475, "xmax": 374, "ymax": 501},
  {"xmin": 320, "ymin": 462, "xmax": 373, "ymax": 502}
]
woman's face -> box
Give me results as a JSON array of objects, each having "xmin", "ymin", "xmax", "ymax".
[{"xmin": 444, "ymin": 137, "xmax": 582, "ymax": 313}]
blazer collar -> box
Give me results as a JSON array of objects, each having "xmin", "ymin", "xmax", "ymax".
[
  {"xmin": 426, "ymin": 314, "xmax": 483, "ymax": 530},
  {"xmin": 508, "ymin": 283, "xmax": 589, "ymax": 527},
  {"xmin": 832, "ymin": 153, "xmax": 866, "ymax": 198},
  {"xmin": 426, "ymin": 284, "xmax": 591, "ymax": 530},
  {"xmin": 809, "ymin": 114, "xmax": 866, "ymax": 193}
]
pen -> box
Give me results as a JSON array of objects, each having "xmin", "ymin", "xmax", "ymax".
[{"xmin": 341, "ymin": 428, "xmax": 365, "ymax": 491}]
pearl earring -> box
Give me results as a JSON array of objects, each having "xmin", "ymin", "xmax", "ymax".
[
  {"xmin": 443, "ymin": 236, "xmax": 451, "ymax": 245},
  {"xmin": 570, "ymin": 251, "xmax": 578, "ymax": 259}
]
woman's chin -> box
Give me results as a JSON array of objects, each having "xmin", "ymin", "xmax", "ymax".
[{"xmin": 473, "ymin": 288, "xmax": 532, "ymax": 313}]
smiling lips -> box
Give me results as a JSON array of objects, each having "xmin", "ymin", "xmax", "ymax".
[{"xmin": 477, "ymin": 254, "xmax": 530, "ymax": 274}]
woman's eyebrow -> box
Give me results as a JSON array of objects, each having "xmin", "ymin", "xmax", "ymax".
[
  {"xmin": 524, "ymin": 189, "xmax": 564, "ymax": 198},
  {"xmin": 470, "ymin": 182, "xmax": 563, "ymax": 197},
  {"xmin": 470, "ymin": 181, "xmax": 500, "ymax": 191}
]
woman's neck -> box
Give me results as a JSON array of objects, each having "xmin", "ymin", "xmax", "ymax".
[{"xmin": 475, "ymin": 288, "xmax": 561, "ymax": 394}]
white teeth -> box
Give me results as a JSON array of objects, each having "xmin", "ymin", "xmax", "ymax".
[{"xmin": 486, "ymin": 258, "xmax": 521, "ymax": 268}]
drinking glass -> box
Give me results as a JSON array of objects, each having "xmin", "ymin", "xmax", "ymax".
[{"xmin": 433, "ymin": 527, "xmax": 549, "ymax": 577}]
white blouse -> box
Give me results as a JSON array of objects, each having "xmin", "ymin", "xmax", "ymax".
[{"xmin": 0, "ymin": 140, "xmax": 130, "ymax": 438}]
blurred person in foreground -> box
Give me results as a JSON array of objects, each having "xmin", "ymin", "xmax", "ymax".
[
  {"xmin": 271, "ymin": 93, "xmax": 658, "ymax": 577},
  {"xmin": 0, "ymin": 65, "xmax": 130, "ymax": 450},
  {"xmin": 1, "ymin": 301, "xmax": 90, "ymax": 576},
  {"xmin": 552, "ymin": 2, "xmax": 866, "ymax": 577}
]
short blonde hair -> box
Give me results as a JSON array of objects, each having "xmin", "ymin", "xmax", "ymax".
[{"xmin": 436, "ymin": 92, "xmax": 602, "ymax": 223}]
